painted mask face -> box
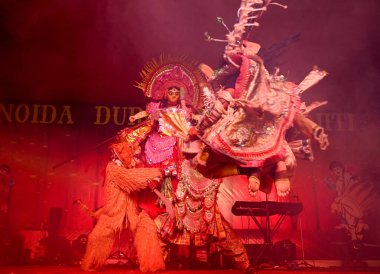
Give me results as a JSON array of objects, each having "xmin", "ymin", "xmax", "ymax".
[{"xmin": 167, "ymin": 86, "xmax": 180, "ymax": 105}]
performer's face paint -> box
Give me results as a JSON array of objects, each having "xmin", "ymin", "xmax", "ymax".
[{"xmin": 167, "ymin": 87, "xmax": 180, "ymax": 105}]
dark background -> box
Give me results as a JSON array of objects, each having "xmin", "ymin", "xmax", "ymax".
[{"xmin": 1, "ymin": 0, "xmax": 379, "ymax": 112}]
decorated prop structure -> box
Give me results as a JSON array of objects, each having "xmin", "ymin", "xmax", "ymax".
[{"xmin": 196, "ymin": 0, "xmax": 329, "ymax": 198}]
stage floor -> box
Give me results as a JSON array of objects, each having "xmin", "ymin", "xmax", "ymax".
[{"xmin": 0, "ymin": 264, "xmax": 379, "ymax": 274}]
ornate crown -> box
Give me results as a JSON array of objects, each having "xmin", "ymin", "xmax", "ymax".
[{"xmin": 135, "ymin": 55, "xmax": 207, "ymax": 111}]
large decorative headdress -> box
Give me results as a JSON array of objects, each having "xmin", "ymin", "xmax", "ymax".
[
  {"xmin": 135, "ymin": 55, "xmax": 207, "ymax": 111},
  {"xmin": 204, "ymin": 0, "xmax": 287, "ymax": 54}
]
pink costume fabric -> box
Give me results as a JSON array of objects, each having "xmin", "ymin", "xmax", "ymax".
[{"xmin": 203, "ymin": 54, "xmax": 301, "ymax": 168}]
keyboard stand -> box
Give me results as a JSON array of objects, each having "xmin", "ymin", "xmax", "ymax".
[{"xmin": 232, "ymin": 197, "xmax": 303, "ymax": 266}]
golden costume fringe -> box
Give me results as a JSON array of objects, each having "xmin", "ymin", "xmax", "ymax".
[
  {"xmin": 81, "ymin": 161, "xmax": 164, "ymax": 272},
  {"xmin": 134, "ymin": 211, "xmax": 165, "ymax": 272},
  {"xmin": 105, "ymin": 162, "xmax": 162, "ymax": 194},
  {"xmin": 81, "ymin": 214, "xmax": 118, "ymax": 271}
]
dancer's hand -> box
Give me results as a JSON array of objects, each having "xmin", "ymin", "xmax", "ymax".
[
  {"xmin": 153, "ymin": 189, "xmax": 175, "ymax": 219},
  {"xmin": 129, "ymin": 115, "xmax": 136, "ymax": 123},
  {"xmin": 147, "ymin": 176, "xmax": 162, "ymax": 190}
]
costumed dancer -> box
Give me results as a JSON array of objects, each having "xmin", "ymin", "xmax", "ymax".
[
  {"xmin": 81, "ymin": 56, "xmax": 205, "ymax": 272},
  {"xmin": 194, "ymin": 0, "xmax": 329, "ymax": 197},
  {"xmin": 80, "ymin": 163, "xmax": 164, "ymax": 272},
  {"xmin": 155, "ymin": 159, "xmax": 254, "ymax": 273},
  {"xmin": 133, "ymin": 56, "xmax": 254, "ymax": 273}
]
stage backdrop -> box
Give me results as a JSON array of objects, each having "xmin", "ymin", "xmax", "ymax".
[{"xmin": 1, "ymin": 0, "xmax": 380, "ymax": 261}]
